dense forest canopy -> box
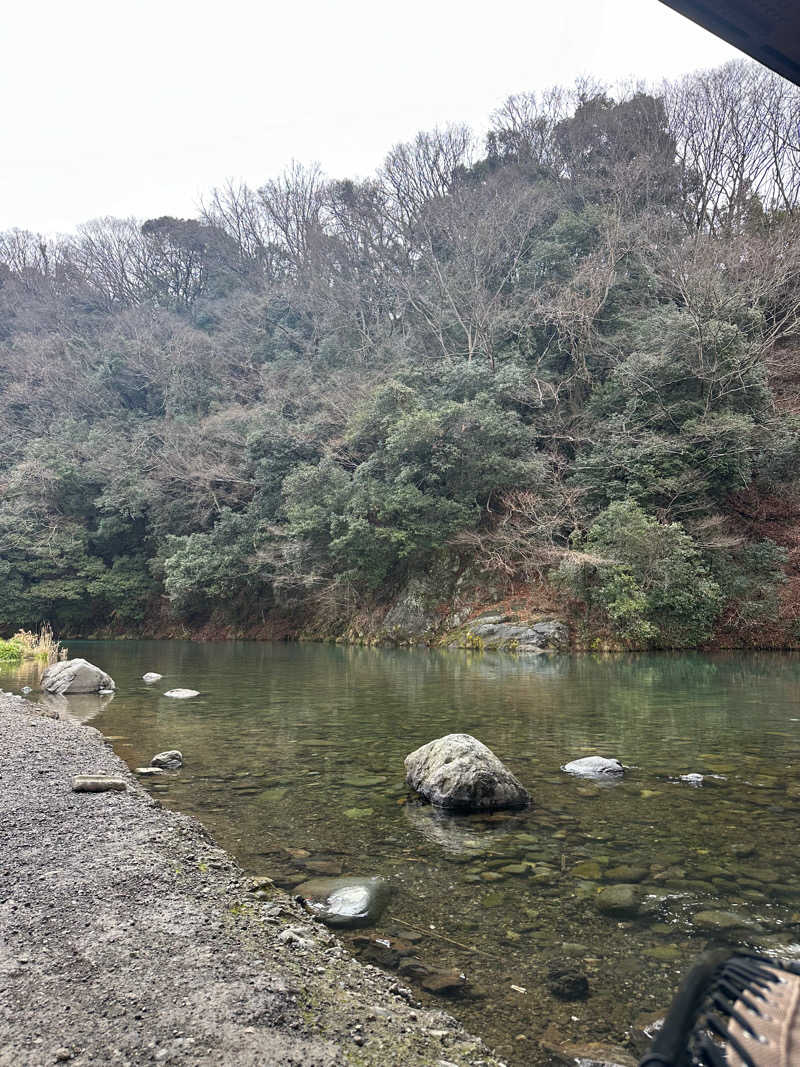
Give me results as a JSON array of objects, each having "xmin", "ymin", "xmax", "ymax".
[{"xmin": 2, "ymin": 59, "xmax": 800, "ymax": 647}]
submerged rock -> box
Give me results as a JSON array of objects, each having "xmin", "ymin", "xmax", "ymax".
[
  {"xmin": 544, "ymin": 1040, "xmax": 637, "ymax": 1067},
  {"xmin": 563, "ymin": 756, "xmax": 624, "ymax": 779},
  {"xmin": 420, "ymin": 967, "xmax": 467, "ymax": 995},
  {"xmin": 404, "ymin": 733, "xmax": 530, "ymax": 812},
  {"xmin": 151, "ymin": 750, "xmax": 183, "ymax": 770},
  {"xmin": 692, "ymin": 909, "xmax": 761, "ymax": 933},
  {"xmin": 295, "ymin": 876, "xmax": 390, "ymax": 928},
  {"xmin": 163, "ymin": 689, "xmax": 199, "ymax": 699},
  {"xmin": 546, "ymin": 960, "xmax": 589, "ymax": 1001},
  {"xmin": 142, "ymin": 672, "xmax": 163, "ymax": 684},
  {"xmin": 41, "ymin": 659, "xmax": 115, "ymax": 695},
  {"xmin": 596, "ymin": 884, "xmax": 643, "ymax": 918}
]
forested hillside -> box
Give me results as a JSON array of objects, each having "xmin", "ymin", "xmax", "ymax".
[{"xmin": 2, "ymin": 60, "xmax": 800, "ymax": 648}]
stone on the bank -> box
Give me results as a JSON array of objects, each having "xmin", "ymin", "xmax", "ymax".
[
  {"xmin": 596, "ymin": 884, "xmax": 642, "ymax": 917},
  {"xmin": 72, "ymin": 775, "xmax": 126, "ymax": 793},
  {"xmin": 41, "ymin": 659, "xmax": 115, "ymax": 695},
  {"xmin": 404, "ymin": 733, "xmax": 530, "ymax": 812},
  {"xmin": 563, "ymin": 756, "xmax": 624, "ymax": 778},
  {"xmin": 142, "ymin": 672, "xmax": 163, "ymax": 684},
  {"xmin": 163, "ymin": 689, "xmax": 199, "ymax": 699},
  {"xmin": 295, "ymin": 876, "xmax": 390, "ymax": 928},
  {"xmin": 151, "ymin": 750, "xmax": 183, "ymax": 770}
]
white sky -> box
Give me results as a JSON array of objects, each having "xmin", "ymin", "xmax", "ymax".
[{"xmin": 1, "ymin": 0, "xmax": 740, "ymax": 236}]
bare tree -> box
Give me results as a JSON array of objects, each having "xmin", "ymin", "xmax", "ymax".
[
  {"xmin": 381, "ymin": 125, "xmax": 474, "ymax": 232},
  {"xmin": 664, "ymin": 61, "xmax": 800, "ymax": 233}
]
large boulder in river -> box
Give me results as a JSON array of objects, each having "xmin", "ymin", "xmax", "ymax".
[
  {"xmin": 404, "ymin": 733, "xmax": 530, "ymax": 812},
  {"xmin": 40, "ymin": 658, "xmax": 115, "ymax": 695},
  {"xmin": 295, "ymin": 876, "xmax": 390, "ymax": 928}
]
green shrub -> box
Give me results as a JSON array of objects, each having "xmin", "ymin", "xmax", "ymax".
[{"xmin": 557, "ymin": 500, "xmax": 723, "ymax": 647}]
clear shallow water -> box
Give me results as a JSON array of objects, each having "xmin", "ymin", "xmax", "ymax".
[{"xmin": 6, "ymin": 641, "xmax": 800, "ymax": 1064}]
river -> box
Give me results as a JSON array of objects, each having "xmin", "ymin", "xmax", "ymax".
[{"xmin": 6, "ymin": 640, "xmax": 800, "ymax": 1065}]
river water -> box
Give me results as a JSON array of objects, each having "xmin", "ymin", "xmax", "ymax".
[{"xmin": 6, "ymin": 640, "xmax": 800, "ymax": 1064}]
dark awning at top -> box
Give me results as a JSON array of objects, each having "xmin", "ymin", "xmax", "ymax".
[{"xmin": 659, "ymin": 0, "xmax": 800, "ymax": 86}]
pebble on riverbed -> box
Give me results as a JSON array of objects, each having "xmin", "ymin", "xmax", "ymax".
[{"xmin": 163, "ymin": 689, "xmax": 199, "ymax": 699}]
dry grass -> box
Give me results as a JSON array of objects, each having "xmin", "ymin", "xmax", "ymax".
[{"xmin": 7, "ymin": 624, "xmax": 68, "ymax": 664}]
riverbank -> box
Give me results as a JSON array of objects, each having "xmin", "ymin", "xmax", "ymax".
[{"xmin": 0, "ymin": 695, "xmax": 502, "ymax": 1067}]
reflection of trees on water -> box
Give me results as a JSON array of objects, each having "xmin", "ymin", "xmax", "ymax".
[
  {"xmin": 0, "ymin": 658, "xmax": 44, "ymax": 690},
  {"xmin": 402, "ymin": 802, "xmax": 516, "ymax": 854},
  {"xmin": 73, "ymin": 640, "xmax": 800, "ymax": 788}
]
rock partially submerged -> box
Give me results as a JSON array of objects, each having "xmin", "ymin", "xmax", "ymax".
[
  {"xmin": 151, "ymin": 750, "xmax": 183, "ymax": 770},
  {"xmin": 405, "ymin": 733, "xmax": 530, "ymax": 812},
  {"xmin": 41, "ymin": 659, "xmax": 115, "ymax": 695},
  {"xmin": 563, "ymin": 756, "xmax": 624, "ymax": 779},
  {"xmin": 163, "ymin": 688, "xmax": 199, "ymax": 699},
  {"xmin": 295, "ymin": 876, "xmax": 390, "ymax": 929},
  {"xmin": 142, "ymin": 672, "xmax": 163, "ymax": 684}
]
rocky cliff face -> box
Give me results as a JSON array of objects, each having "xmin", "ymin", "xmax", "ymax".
[{"xmin": 330, "ymin": 558, "xmax": 571, "ymax": 654}]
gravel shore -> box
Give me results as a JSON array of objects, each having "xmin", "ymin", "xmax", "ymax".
[{"xmin": 0, "ymin": 695, "xmax": 502, "ymax": 1067}]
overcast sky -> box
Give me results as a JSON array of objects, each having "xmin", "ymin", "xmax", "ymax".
[{"xmin": 2, "ymin": 0, "xmax": 740, "ymax": 235}]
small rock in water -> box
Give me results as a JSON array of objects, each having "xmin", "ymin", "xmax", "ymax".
[
  {"xmin": 72, "ymin": 775, "xmax": 127, "ymax": 793},
  {"xmin": 135, "ymin": 767, "xmax": 167, "ymax": 777},
  {"xmin": 301, "ymin": 858, "xmax": 343, "ymax": 877},
  {"xmin": 151, "ymin": 750, "xmax": 183, "ymax": 770},
  {"xmin": 404, "ymin": 733, "xmax": 530, "ymax": 812},
  {"xmin": 680, "ymin": 773, "xmax": 704, "ymax": 785},
  {"xmin": 562, "ymin": 756, "xmax": 624, "ymax": 778},
  {"xmin": 163, "ymin": 689, "xmax": 199, "ymax": 699},
  {"xmin": 142, "ymin": 672, "xmax": 163, "ymax": 684},
  {"xmin": 295, "ymin": 876, "xmax": 390, "ymax": 928},
  {"xmin": 420, "ymin": 968, "xmax": 467, "ymax": 995},
  {"xmin": 545, "ymin": 1040, "xmax": 637, "ymax": 1067},
  {"xmin": 692, "ymin": 909, "xmax": 760, "ymax": 933},
  {"xmin": 596, "ymin": 884, "xmax": 643, "ymax": 918}
]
